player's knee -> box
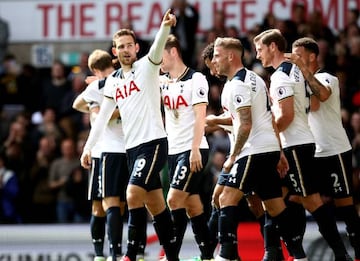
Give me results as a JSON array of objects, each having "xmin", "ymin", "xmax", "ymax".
[
  {"xmin": 126, "ymin": 191, "xmax": 143, "ymax": 207},
  {"xmin": 167, "ymin": 195, "xmax": 181, "ymax": 210},
  {"xmin": 92, "ymin": 202, "xmax": 105, "ymax": 216},
  {"xmin": 186, "ymin": 204, "xmax": 203, "ymax": 217}
]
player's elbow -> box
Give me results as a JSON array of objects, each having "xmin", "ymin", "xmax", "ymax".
[{"xmin": 318, "ymin": 93, "xmax": 330, "ymax": 102}]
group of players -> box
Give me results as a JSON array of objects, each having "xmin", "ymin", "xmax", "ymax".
[{"xmin": 74, "ymin": 9, "xmax": 360, "ymax": 261}]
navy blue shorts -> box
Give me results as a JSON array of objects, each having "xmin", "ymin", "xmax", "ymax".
[
  {"xmin": 283, "ymin": 143, "xmax": 319, "ymax": 197},
  {"xmin": 225, "ymin": 151, "xmax": 283, "ymax": 201},
  {"xmin": 101, "ymin": 152, "xmax": 129, "ymax": 201},
  {"xmin": 314, "ymin": 150, "xmax": 353, "ymax": 198},
  {"xmin": 217, "ymin": 171, "xmax": 230, "ymax": 186},
  {"xmin": 168, "ymin": 149, "xmax": 209, "ymax": 194},
  {"xmin": 88, "ymin": 157, "xmax": 102, "ymax": 201},
  {"xmin": 126, "ymin": 138, "xmax": 168, "ymax": 192}
]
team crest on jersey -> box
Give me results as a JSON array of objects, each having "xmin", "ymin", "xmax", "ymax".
[
  {"xmin": 276, "ymin": 87, "xmax": 287, "ymax": 98},
  {"xmin": 160, "ymin": 82, "xmax": 169, "ymax": 90},
  {"xmin": 197, "ymin": 87, "xmax": 207, "ymax": 98},
  {"xmin": 234, "ymin": 94, "xmax": 244, "ymax": 105}
]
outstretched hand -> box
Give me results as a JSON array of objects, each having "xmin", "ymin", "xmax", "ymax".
[{"xmin": 162, "ymin": 9, "xmax": 177, "ymax": 27}]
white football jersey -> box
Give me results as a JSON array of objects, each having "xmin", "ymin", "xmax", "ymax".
[
  {"xmin": 160, "ymin": 68, "xmax": 209, "ymax": 155},
  {"xmin": 104, "ymin": 56, "xmax": 167, "ymax": 149},
  {"xmin": 222, "ymin": 68, "xmax": 280, "ymax": 158},
  {"xmin": 308, "ymin": 70, "xmax": 351, "ymax": 157},
  {"xmin": 82, "ymin": 24, "xmax": 170, "ymax": 152},
  {"xmin": 81, "ymin": 80, "xmax": 103, "ymax": 158},
  {"xmin": 270, "ymin": 62, "xmax": 314, "ymax": 148},
  {"xmin": 82, "ymin": 78, "xmax": 126, "ymax": 154}
]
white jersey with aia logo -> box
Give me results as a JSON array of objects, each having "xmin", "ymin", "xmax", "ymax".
[
  {"xmin": 160, "ymin": 68, "xmax": 209, "ymax": 155},
  {"xmin": 104, "ymin": 56, "xmax": 167, "ymax": 150}
]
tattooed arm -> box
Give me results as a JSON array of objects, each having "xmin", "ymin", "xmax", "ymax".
[
  {"xmin": 285, "ymin": 52, "xmax": 331, "ymax": 102},
  {"xmin": 223, "ymin": 107, "xmax": 251, "ymax": 173}
]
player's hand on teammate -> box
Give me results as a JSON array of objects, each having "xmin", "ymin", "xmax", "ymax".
[
  {"xmin": 80, "ymin": 149, "xmax": 92, "ymax": 169},
  {"xmin": 206, "ymin": 114, "xmax": 218, "ymax": 127},
  {"xmin": 190, "ymin": 148, "xmax": 203, "ymax": 173},
  {"xmin": 223, "ymin": 155, "xmax": 235, "ymax": 174},
  {"xmin": 284, "ymin": 52, "xmax": 305, "ymax": 69},
  {"xmin": 277, "ymin": 151, "xmax": 289, "ymax": 178},
  {"xmin": 85, "ymin": 75, "xmax": 98, "ymax": 85},
  {"xmin": 162, "ymin": 9, "xmax": 177, "ymax": 27}
]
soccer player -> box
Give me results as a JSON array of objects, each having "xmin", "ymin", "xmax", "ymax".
[
  {"xmin": 202, "ymin": 42, "xmax": 232, "ymax": 255},
  {"xmin": 212, "ymin": 37, "xmax": 307, "ymax": 261},
  {"xmin": 203, "ymin": 42, "xmax": 284, "ymax": 261},
  {"xmin": 286, "ymin": 37, "xmax": 360, "ymax": 261},
  {"xmin": 159, "ymin": 34, "xmax": 213, "ymax": 260},
  {"xmin": 80, "ymin": 10, "xmax": 178, "ymax": 261},
  {"xmin": 253, "ymin": 29, "xmax": 352, "ymax": 261},
  {"xmin": 73, "ymin": 49, "xmax": 131, "ymax": 261}
]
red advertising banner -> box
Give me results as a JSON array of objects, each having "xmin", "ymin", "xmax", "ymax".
[{"xmin": 0, "ymin": 0, "xmax": 359, "ymax": 42}]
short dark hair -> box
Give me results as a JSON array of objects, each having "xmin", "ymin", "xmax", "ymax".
[
  {"xmin": 201, "ymin": 42, "xmax": 214, "ymax": 61},
  {"xmin": 112, "ymin": 29, "xmax": 137, "ymax": 47},
  {"xmin": 292, "ymin": 37, "xmax": 319, "ymax": 57}
]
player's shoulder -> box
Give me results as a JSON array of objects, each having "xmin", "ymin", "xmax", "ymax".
[
  {"xmin": 231, "ymin": 68, "xmax": 258, "ymax": 88},
  {"xmin": 315, "ymin": 69, "xmax": 338, "ymax": 86},
  {"xmin": 315, "ymin": 69, "xmax": 336, "ymax": 79},
  {"xmin": 110, "ymin": 68, "xmax": 123, "ymax": 79},
  {"xmin": 190, "ymin": 70, "xmax": 208, "ymax": 83},
  {"xmin": 86, "ymin": 79, "xmax": 101, "ymax": 91},
  {"xmin": 276, "ymin": 61, "xmax": 294, "ymax": 76},
  {"xmin": 232, "ymin": 68, "xmax": 247, "ymax": 82}
]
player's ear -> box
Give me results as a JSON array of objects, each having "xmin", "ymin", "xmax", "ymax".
[
  {"xmin": 228, "ymin": 51, "xmax": 234, "ymax": 61},
  {"xmin": 135, "ymin": 43, "xmax": 140, "ymax": 54},
  {"xmin": 309, "ymin": 52, "xmax": 317, "ymax": 63},
  {"xmin": 269, "ymin": 42, "xmax": 276, "ymax": 51},
  {"xmin": 111, "ymin": 47, "xmax": 117, "ymax": 57}
]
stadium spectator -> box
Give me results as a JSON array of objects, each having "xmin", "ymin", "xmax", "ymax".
[
  {"xmin": 0, "ymin": 152, "xmax": 20, "ymax": 224},
  {"xmin": 29, "ymin": 136, "xmax": 57, "ymax": 223},
  {"xmin": 48, "ymin": 138, "xmax": 80, "ymax": 223},
  {"xmin": 41, "ymin": 60, "xmax": 72, "ymax": 119}
]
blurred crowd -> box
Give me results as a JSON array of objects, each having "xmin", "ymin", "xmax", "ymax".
[{"xmin": 0, "ymin": 1, "xmax": 360, "ymax": 224}]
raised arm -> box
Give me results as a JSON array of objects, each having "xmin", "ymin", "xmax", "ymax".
[{"xmin": 148, "ymin": 9, "xmax": 176, "ymax": 65}]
